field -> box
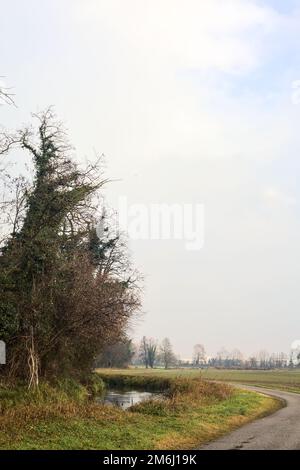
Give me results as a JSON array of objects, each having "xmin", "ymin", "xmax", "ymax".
[
  {"xmin": 99, "ymin": 367, "xmax": 300, "ymax": 393},
  {"xmin": 0, "ymin": 371, "xmax": 281, "ymax": 450}
]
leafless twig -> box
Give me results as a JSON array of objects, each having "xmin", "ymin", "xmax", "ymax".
[{"xmin": 0, "ymin": 77, "xmax": 16, "ymax": 106}]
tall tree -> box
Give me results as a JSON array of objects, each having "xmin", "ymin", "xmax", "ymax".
[
  {"xmin": 147, "ymin": 339, "xmax": 157, "ymax": 369},
  {"xmin": 159, "ymin": 338, "xmax": 176, "ymax": 369},
  {"xmin": 139, "ymin": 336, "xmax": 149, "ymax": 368},
  {"xmin": 193, "ymin": 344, "xmax": 206, "ymax": 366},
  {"xmin": 139, "ymin": 337, "xmax": 157, "ymax": 369},
  {"xmin": 0, "ymin": 110, "xmax": 140, "ymax": 386}
]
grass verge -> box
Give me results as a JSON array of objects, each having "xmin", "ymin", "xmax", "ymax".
[
  {"xmin": 98, "ymin": 367, "xmax": 300, "ymax": 394},
  {"xmin": 0, "ymin": 372, "xmax": 282, "ymax": 450}
]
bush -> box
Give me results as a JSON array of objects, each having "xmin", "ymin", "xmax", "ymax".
[
  {"xmin": 97, "ymin": 373, "xmax": 172, "ymax": 392},
  {"xmin": 86, "ymin": 374, "xmax": 106, "ymax": 396},
  {"xmin": 53, "ymin": 378, "xmax": 90, "ymax": 402}
]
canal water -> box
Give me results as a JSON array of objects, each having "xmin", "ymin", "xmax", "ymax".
[{"xmin": 99, "ymin": 390, "xmax": 160, "ymax": 410}]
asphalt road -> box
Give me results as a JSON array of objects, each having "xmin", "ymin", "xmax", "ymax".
[{"xmin": 201, "ymin": 385, "xmax": 300, "ymax": 450}]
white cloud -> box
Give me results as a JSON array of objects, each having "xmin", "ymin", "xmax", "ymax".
[
  {"xmin": 73, "ymin": 0, "xmax": 279, "ymax": 73},
  {"xmin": 263, "ymin": 187, "xmax": 297, "ymax": 207},
  {"xmin": 63, "ymin": 0, "xmax": 298, "ymax": 177}
]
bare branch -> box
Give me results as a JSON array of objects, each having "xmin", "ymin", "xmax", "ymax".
[{"xmin": 0, "ymin": 78, "xmax": 16, "ymax": 106}]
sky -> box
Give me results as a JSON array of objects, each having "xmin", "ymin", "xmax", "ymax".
[{"xmin": 1, "ymin": 0, "xmax": 300, "ymax": 359}]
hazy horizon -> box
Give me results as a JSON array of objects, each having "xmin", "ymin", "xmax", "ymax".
[{"xmin": 1, "ymin": 0, "xmax": 300, "ymax": 358}]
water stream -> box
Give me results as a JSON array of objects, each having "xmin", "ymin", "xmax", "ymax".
[{"xmin": 98, "ymin": 389, "xmax": 161, "ymax": 410}]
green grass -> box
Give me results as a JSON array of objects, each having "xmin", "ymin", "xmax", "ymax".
[
  {"xmin": 0, "ymin": 371, "xmax": 281, "ymax": 450},
  {"xmin": 98, "ymin": 367, "xmax": 300, "ymax": 393}
]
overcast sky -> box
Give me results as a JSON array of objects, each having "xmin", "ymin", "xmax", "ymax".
[{"xmin": 1, "ymin": 0, "xmax": 300, "ymax": 359}]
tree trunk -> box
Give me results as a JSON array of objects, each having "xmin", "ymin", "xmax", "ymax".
[{"xmin": 27, "ymin": 327, "xmax": 39, "ymax": 389}]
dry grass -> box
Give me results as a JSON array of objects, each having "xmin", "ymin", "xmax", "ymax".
[{"xmin": 0, "ymin": 372, "xmax": 282, "ymax": 449}]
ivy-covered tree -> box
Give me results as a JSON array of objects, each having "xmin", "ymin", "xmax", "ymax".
[{"xmin": 0, "ymin": 110, "xmax": 140, "ymax": 386}]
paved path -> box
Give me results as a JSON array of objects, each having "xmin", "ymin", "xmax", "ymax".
[{"xmin": 201, "ymin": 385, "xmax": 300, "ymax": 450}]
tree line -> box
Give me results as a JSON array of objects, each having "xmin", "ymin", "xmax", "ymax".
[
  {"xmin": 96, "ymin": 339, "xmax": 298, "ymax": 370},
  {"xmin": 96, "ymin": 337, "xmax": 178, "ymax": 369}
]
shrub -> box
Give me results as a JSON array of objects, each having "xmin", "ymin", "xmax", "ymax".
[{"xmin": 85, "ymin": 374, "xmax": 106, "ymax": 396}]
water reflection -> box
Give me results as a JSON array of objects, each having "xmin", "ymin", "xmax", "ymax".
[{"xmin": 100, "ymin": 390, "xmax": 159, "ymax": 410}]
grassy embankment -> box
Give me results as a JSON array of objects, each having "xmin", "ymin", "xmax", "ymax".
[
  {"xmin": 102, "ymin": 367, "xmax": 300, "ymax": 393},
  {"xmin": 0, "ymin": 370, "xmax": 281, "ymax": 450}
]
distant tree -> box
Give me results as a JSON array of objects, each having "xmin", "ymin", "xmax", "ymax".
[
  {"xmin": 217, "ymin": 347, "xmax": 229, "ymax": 360},
  {"xmin": 207, "ymin": 349, "xmax": 288, "ymax": 370},
  {"xmin": 159, "ymin": 338, "xmax": 176, "ymax": 369},
  {"xmin": 193, "ymin": 344, "xmax": 206, "ymax": 366},
  {"xmin": 139, "ymin": 336, "xmax": 149, "ymax": 368},
  {"xmin": 139, "ymin": 337, "xmax": 157, "ymax": 369},
  {"xmin": 229, "ymin": 348, "xmax": 243, "ymax": 368},
  {"xmin": 257, "ymin": 350, "xmax": 269, "ymax": 369},
  {"xmin": 215, "ymin": 347, "xmax": 230, "ymax": 367},
  {"xmin": 248, "ymin": 357, "xmax": 258, "ymax": 369},
  {"xmin": 147, "ymin": 339, "xmax": 157, "ymax": 368},
  {"xmin": 279, "ymin": 352, "xmax": 288, "ymax": 368}
]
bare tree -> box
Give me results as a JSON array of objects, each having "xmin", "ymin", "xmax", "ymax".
[
  {"xmin": 193, "ymin": 344, "xmax": 206, "ymax": 366},
  {"xmin": 139, "ymin": 336, "xmax": 149, "ymax": 368},
  {"xmin": 0, "ymin": 176, "xmax": 29, "ymax": 246},
  {"xmin": 257, "ymin": 350, "xmax": 269, "ymax": 369},
  {"xmin": 248, "ymin": 356, "xmax": 258, "ymax": 369},
  {"xmin": 139, "ymin": 337, "xmax": 157, "ymax": 369},
  {"xmin": 147, "ymin": 339, "xmax": 157, "ymax": 368},
  {"xmin": 159, "ymin": 338, "xmax": 176, "ymax": 369}
]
